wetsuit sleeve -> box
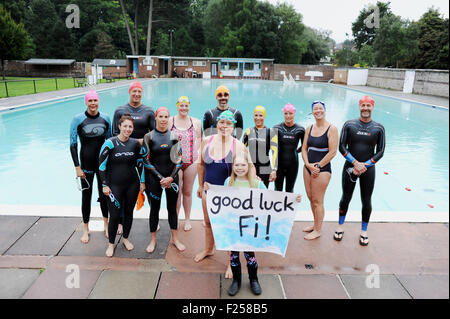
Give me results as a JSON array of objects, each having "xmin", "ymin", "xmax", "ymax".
[
  {"xmin": 270, "ymin": 128, "xmax": 279, "ymax": 171},
  {"xmin": 235, "ymin": 111, "xmax": 244, "ymax": 140},
  {"xmin": 169, "ymin": 135, "xmax": 182, "ymax": 179},
  {"xmin": 202, "ymin": 111, "xmax": 212, "ymax": 136},
  {"xmin": 242, "ymin": 128, "xmax": 250, "ymax": 146},
  {"xmin": 339, "ymin": 122, "xmax": 356, "ymax": 163},
  {"xmin": 364, "ymin": 125, "xmax": 386, "ymax": 167},
  {"xmin": 99, "ymin": 139, "xmax": 114, "ymax": 187},
  {"xmin": 105, "ymin": 114, "xmax": 112, "ymax": 139},
  {"xmin": 141, "ymin": 133, "xmax": 164, "ymax": 180},
  {"xmin": 148, "ymin": 110, "xmax": 156, "ymax": 132},
  {"xmin": 69, "ymin": 117, "xmax": 80, "ymax": 167},
  {"xmin": 112, "ymin": 109, "xmax": 121, "ymax": 136},
  {"xmin": 296, "ymin": 127, "xmax": 305, "ymax": 153}
]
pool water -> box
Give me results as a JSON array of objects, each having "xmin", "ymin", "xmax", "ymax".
[{"xmin": 0, "ymin": 79, "xmax": 448, "ymax": 213}]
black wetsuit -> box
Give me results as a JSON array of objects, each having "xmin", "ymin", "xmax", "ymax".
[
  {"xmin": 112, "ymin": 103, "xmax": 155, "ymax": 138},
  {"xmin": 70, "ymin": 111, "xmax": 111, "ymax": 224},
  {"xmin": 202, "ymin": 106, "xmax": 244, "ymax": 139},
  {"xmin": 242, "ymin": 127, "xmax": 278, "ymax": 188},
  {"xmin": 338, "ymin": 118, "xmax": 385, "ymax": 230},
  {"xmin": 99, "ymin": 137, "xmax": 144, "ymax": 244},
  {"xmin": 273, "ymin": 122, "xmax": 305, "ymax": 193},
  {"xmin": 142, "ymin": 129, "xmax": 182, "ymax": 233}
]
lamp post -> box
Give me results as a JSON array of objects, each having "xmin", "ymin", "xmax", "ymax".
[{"xmin": 168, "ymin": 29, "xmax": 175, "ymax": 56}]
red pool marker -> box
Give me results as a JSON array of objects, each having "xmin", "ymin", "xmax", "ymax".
[
  {"xmin": 405, "ymin": 187, "xmax": 412, "ymax": 191},
  {"xmin": 427, "ymin": 204, "xmax": 434, "ymax": 208}
]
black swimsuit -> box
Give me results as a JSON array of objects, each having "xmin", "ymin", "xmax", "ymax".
[{"xmin": 305, "ymin": 125, "xmax": 332, "ymax": 175}]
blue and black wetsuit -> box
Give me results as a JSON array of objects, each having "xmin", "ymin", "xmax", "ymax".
[
  {"xmin": 70, "ymin": 111, "xmax": 111, "ymax": 224},
  {"xmin": 203, "ymin": 106, "xmax": 244, "ymax": 139},
  {"xmin": 338, "ymin": 119, "xmax": 386, "ymax": 231},
  {"xmin": 99, "ymin": 136, "xmax": 144, "ymax": 244},
  {"xmin": 273, "ymin": 122, "xmax": 305, "ymax": 193},
  {"xmin": 142, "ymin": 129, "xmax": 182, "ymax": 233},
  {"xmin": 112, "ymin": 103, "xmax": 155, "ymax": 138}
]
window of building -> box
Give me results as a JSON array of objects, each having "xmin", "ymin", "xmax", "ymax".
[
  {"xmin": 193, "ymin": 61, "xmax": 206, "ymax": 67},
  {"xmin": 228, "ymin": 62, "xmax": 238, "ymax": 70},
  {"xmin": 174, "ymin": 60, "xmax": 188, "ymax": 66}
]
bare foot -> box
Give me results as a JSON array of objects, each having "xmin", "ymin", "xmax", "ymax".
[
  {"xmin": 106, "ymin": 245, "xmax": 114, "ymax": 257},
  {"xmin": 304, "ymin": 230, "xmax": 321, "ymax": 240},
  {"xmin": 171, "ymin": 239, "xmax": 186, "ymax": 252},
  {"xmin": 122, "ymin": 239, "xmax": 134, "ymax": 251},
  {"xmin": 117, "ymin": 224, "xmax": 123, "ymax": 235},
  {"xmin": 184, "ymin": 222, "xmax": 192, "ymax": 231},
  {"xmin": 225, "ymin": 264, "xmax": 233, "ymax": 279},
  {"xmin": 194, "ymin": 249, "xmax": 214, "ymax": 263},
  {"xmin": 157, "ymin": 224, "xmax": 160, "ymax": 232},
  {"xmin": 302, "ymin": 225, "xmax": 314, "ymax": 233},
  {"xmin": 146, "ymin": 240, "xmax": 157, "ymax": 253},
  {"xmin": 80, "ymin": 231, "xmax": 90, "ymax": 244}
]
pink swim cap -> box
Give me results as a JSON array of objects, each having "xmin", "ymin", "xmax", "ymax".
[
  {"xmin": 359, "ymin": 96, "xmax": 374, "ymax": 106},
  {"xmin": 283, "ymin": 103, "xmax": 296, "ymax": 114},
  {"xmin": 155, "ymin": 106, "xmax": 170, "ymax": 117},
  {"xmin": 129, "ymin": 81, "xmax": 143, "ymax": 94},
  {"xmin": 84, "ymin": 90, "xmax": 99, "ymax": 105}
]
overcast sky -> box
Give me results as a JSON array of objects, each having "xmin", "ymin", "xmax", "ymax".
[{"xmin": 266, "ymin": 0, "xmax": 449, "ymax": 43}]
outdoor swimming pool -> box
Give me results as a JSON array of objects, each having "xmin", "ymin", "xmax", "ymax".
[{"xmin": 0, "ymin": 79, "xmax": 448, "ymax": 217}]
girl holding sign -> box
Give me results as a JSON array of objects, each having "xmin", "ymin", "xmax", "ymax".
[{"xmin": 204, "ymin": 153, "xmax": 302, "ymax": 296}]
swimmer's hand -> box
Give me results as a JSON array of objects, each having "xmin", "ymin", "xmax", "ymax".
[
  {"xmin": 196, "ymin": 185, "xmax": 204, "ymax": 198},
  {"xmin": 203, "ymin": 182, "xmax": 211, "ymax": 191},
  {"xmin": 76, "ymin": 166, "xmax": 86, "ymax": 179},
  {"xmin": 269, "ymin": 171, "xmax": 277, "ymax": 182},
  {"xmin": 160, "ymin": 177, "xmax": 173, "ymax": 188},
  {"xmin": 140, "ymin": 183, "xmax": 146, "ymax": 192},
  {"xmin": 296, "ymin": 194, "xmax": 302, "ymax": 203},
  {"xmin": 102, "ymin": 186, "xmax": 111, "ymax": 196}
]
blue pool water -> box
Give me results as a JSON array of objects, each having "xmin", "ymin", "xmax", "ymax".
[{"xmin": 0, "ymin": 79, "xmax": 448, "ymax": 213}]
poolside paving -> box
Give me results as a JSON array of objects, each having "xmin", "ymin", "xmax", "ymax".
[
  {"xmin": 0, "ymin": 216, "xmax": 39, "ymax": 254},
  {"xmin": 0, "ymin": 217, "xmax": 448, "ymax": 299}
]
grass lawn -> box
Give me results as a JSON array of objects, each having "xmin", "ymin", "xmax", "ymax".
[{"xmin": 0, "ymin": 77, "xmax": 127, "ymax": 98}]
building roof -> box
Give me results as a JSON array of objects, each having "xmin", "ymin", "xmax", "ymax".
[
  {"xmin": 92, "ymin": 59, "xmax": 127, "ymax": 67},
  {"xmin": 126, "ymin": 55, "xmax": 274, "ymax": 62},
  {"xmin": 24, "ymin": 59, "xmax": 76, "ymax": 65}
]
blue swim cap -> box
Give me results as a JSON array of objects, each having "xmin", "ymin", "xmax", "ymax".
[{"xmin": 312, "ymin": 100, "xmax": 326, "ymax": 110}]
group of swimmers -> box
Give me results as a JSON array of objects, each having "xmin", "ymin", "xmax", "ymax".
[{"xmin": 70, "ymin": 81, "xmax": 385, "ymax": 296}]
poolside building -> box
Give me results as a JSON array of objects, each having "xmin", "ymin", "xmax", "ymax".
[
  {"xmin": 91, "ymin": 59, "xmax": 128, "ymax": 79},
  {"xmin": 125, "ymin": 55, "xmax": 274, "ymax": 79}
]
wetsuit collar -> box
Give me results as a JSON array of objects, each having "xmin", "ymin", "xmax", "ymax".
[
  {"xmin": 155, "ymin": 127, "xmax": 168, "ymax": 134},
  {"xmin": 129, "ymin": 102, "xmax": 142, "ymax": 109},
  {"xmin": 216, "ymin": 105, "xmax": 229, "ymax": 112},
  {"xmin": 85, "ymin": 110, "xmax": 99, "ymax": 119},
  {"xmin": 359, "ymin": 118, "xmax": 372, "ymax": 124}
]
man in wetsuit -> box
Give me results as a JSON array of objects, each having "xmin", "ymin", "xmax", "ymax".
[
  {"xmin": 273, "ymin": 103, "xmax": 305, "ymax": 193},
  {"xmin": 112, "ymin": 81, "xmax": 155, "ymax": 233},
  {"xmin": 112, "ymin": 81, "xmax": 155, "ymax": 138},
  {"xmin": 243, "ymin": 105, "xmax": 278, "ymax": 188},
  {"xmin": 202, "ymin": 85, "xmax": 244, "ymax": 139},
  {"xmin": 70, "ymin": 90, "xmax": 111, "ymax": 243},
  {"xmin": 334, "ymin": 96, "xmax": 385, "ymax": 246}
]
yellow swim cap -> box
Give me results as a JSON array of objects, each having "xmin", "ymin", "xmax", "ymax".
[
  {"xmin": 215, "ymin": 85, "xmax": 230, "ymax": 97},
  {"xmin": 176, "ymin": 96, "xmax": 190, "ymax": 109},
  {"xmin": 253, "ymin": 105, "xmax": 266, "ymax": 118}
]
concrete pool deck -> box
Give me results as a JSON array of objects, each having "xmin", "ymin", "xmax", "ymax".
[{"xmin": 0, "ymin": 216, "xmax": 448, "ymax": 299}]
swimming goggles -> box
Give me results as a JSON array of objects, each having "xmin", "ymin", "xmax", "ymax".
[
  {"xmin": 216, "ymin": 111, "xmax": 236, "ymax": 124},
  {"xmin": 76, "ymin": 177, "xmax": 90, "ymax": 191},
  {"xmin": 109, "ymin": 193, "xmax": 121, "ymax": 209},
  {"xmin": 346, "ymin": 167, "xmax": 357, "ymax": 183},
  {"xmin": 312, "ymin": 100, "xmax": 326, "ymax": 109},
  {"xmin": 170, "ymin": 183, "xmax": 179, "ymax": 193}
]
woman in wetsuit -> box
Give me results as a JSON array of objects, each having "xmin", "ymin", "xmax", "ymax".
[
  {"xmin": 242, "ymin": 105, "xmax": 278, "ymax": 188},
  {"xmin": 273, "ymin": 103, "xmax": 305, "ymax": 193},
  {"xmin": 99, "ymin": 114, "xmax": 145, "ymax": 257},
  {"xmin": 169, "ymin": 96, "xmax": 202, "ymax": 231},
  {"xmin": 142, "ymin": 107, "xmax": 185, "ymax": 253},
  {"xmin": 70, "ymin": 90, "xmax": 111, "ymax": 244},
  {"xmin": 301, "ymin": 101, "xmax": 338, "ymax": 240}
]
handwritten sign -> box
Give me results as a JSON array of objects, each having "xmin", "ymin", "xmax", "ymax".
[{"xmin": 206, "ymin": 185, "xmax": 298, "ymax": 257}]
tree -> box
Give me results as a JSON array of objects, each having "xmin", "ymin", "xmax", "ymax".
[
  {"xmin": 416, "ymin": 8, "xmax": 449, "ymax": 69},
  {"xmin": 352, "ymin": 1, "xmax": 392, "ymax": 49},
  {"xmin": 0, "ymin": 4, "xmax": 34, "ymax": 78},
  {"xmin": 94, "ymin": 31, "xmax": 117, "ymax": 58},
  {"xmin": 357, "ymin": 44, "xmax": 375, "ymax": 67},
  {"xmin": 153, "ymin": 29, "xmax": 170, "ymax": 55},
  {"xmin": 274, "ymin": 3, "xmax": 305, "ymax": 63}
]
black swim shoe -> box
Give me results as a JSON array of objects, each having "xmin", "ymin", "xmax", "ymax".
[
  {"xmin": 249, "ymin": 279, "xmax": 262, "ymax": 295},
  {"xmin": 228, "ymin": 279, "xmax": 241, "ymax": 296}
]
